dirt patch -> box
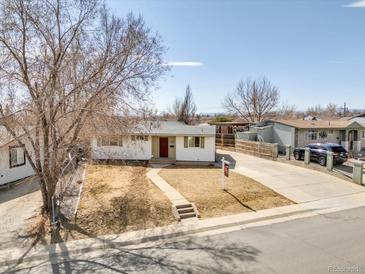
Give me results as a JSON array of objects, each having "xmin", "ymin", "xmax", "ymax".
[
  {"xmin": 159, "ymin": 166, "xmax": 293, "ymax": 218},
  {"xmin": 56, "ymin": 164, "xmax": 175, "ymax": 242}
]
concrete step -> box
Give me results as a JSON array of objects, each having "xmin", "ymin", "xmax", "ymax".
[
  {"xmin": 176, "ymin": 204, "xmax": 192, "ymax": 209},
  {"xmin": 177, "ymin": 207, "xmax": 194, "ymax": 214},
  {"xmin": 173, "ymin": 203, "xmax": 200, "ymax": 221},
  {"xmin": 179, "ymin": 212, "xmax": 197, "ymax": 219}
]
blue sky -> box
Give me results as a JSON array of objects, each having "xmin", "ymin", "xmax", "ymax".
[{"xmin": 107, "ymin": 0, "xmax": 365, "ymax": 114}]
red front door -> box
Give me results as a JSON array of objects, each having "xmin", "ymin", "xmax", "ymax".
[{"xmin": 159, "ymin": 137, "xmax": 168, "ymax": 158}]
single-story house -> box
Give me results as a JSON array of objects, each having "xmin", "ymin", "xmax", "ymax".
[
  {"xmin": 0, "ymin": 128, "xmax": 36, "ymax": 186},
  {"xmin": 90, "ymin": 120, "xmax": 216, "ymax": 163},
  {"xmin": 250, "ymin": 119, "xmax": 365, "ymax": 153}
]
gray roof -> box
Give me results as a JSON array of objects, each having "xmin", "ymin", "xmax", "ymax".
[{"xmin": 145, "ymin": 121, "xmax": 215, "ymax": 136}]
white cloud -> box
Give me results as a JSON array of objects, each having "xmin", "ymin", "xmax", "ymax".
[
  {"xmin": 344, "ymin": 0, "xmax": 365, "ymax": 7},
  {"xmin": 165, "ymin": 61, "xmax": 204, "ymax": 67}
]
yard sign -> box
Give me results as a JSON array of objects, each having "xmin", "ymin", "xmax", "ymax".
[
  {"xmin": 221, "ymin": 157, "xmax": 230, "ymax": 190},
  {"xmin": 224, "ymin": 162, "xmax": 229, "ymax": 177}
]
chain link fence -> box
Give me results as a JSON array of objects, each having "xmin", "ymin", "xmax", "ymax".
[{"xmin": 52, "ymin": 147, "xmax": 86, "ymax": 229}]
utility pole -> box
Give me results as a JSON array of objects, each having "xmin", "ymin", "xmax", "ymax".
[{"xmin": 341, "ymin": 102, "xmax": 347, "ymax": 117}]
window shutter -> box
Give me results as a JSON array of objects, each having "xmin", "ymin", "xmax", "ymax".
[
  {"xmin": 200, "ymin": 137, "xmax": 205, "ymax": 148},
  {"xmin": 184, "ymin": 136, "xmax": 188, "ymax": 148}
]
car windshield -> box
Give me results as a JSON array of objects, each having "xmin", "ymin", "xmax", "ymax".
[{"xmin": 330, "ymin": 146, "xmax": 347, "ymax": 153}]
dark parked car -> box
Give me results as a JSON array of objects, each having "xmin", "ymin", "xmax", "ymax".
[{"xmin": 293, "ymin": 143, "xmax": 348, "ymax": 166}]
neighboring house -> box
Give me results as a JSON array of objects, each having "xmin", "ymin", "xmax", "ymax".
[
  {"xmin": 250, "ymin": 119, "xmax": 365, "ymax": 153},
  {"xmin": 0, "ymin": 128, "xmax": 35, "ymax": 185},
  {"xmin": 340, "ymin": 113, "xmax": 365, "ymax": 151},
  {"xmin": 208, "ymin": 120, "xmax": 250, "ymax": 134},
  {"xmin": 208, "ymin": 119, "xmax": 251, "ymax": 147},
  {"xmin": 90, "ymin": 120, "xmax": 216, "ymax": 163}
]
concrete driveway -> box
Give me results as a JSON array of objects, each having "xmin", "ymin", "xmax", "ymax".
[
  {"xmin": 217, "ymin": 149, "xmax": 365, "ymax": 203},
  {"xmin": 0, "ymin": 177, "xmax": 42, "ymax": 249}
]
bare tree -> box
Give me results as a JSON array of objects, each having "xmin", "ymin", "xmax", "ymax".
[
  {"xmin": 305, "ymin": 104, "xmax": 339, "ymax": 119},
  {"xmin": 306, "ymin": 105, "xmax": 323, "ymax": 117},
  {"xmin": 323, "ymin": 103, "xmax": 339, "ymax": 118},
  {"xmin": 170, "ymin": 85, "xmax": 197, "ymax": 124},
  {"xmin": 0, "ymin": 0, "xmax": 167, "ymax": 215},
  {"xmin": 276, "ymin": 104, "xmax": 298, "ymax": 119},
  {"xmin": 223, "ymin": 77, "xmax": 279, "ymax": 122}
]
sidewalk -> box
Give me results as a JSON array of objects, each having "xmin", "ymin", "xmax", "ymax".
[
  {"xmin": 217, "ymin": 149, "xmax": 365, "ymax": 203},
  {"xmin": 2, "ymin": 191, "xmax": 365, "ymax": 268},
  {"xmin": 147, "ymin": 165, "xmax": 191, "ymax": 206}
]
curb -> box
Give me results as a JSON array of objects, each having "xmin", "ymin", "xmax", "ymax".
[{"xmin": 0, "ymin": 207, "xmax": 316, "ymax": 268}]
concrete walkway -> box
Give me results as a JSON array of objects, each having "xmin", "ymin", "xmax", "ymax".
[
  {"xmin": 217, "ymin": 149, "xmax": 365, "ymax": 203},
  {"xmin": 0, "ymin": 177, "xmax": 42, "ymax": 249},
  {"xmin": 147, "ymin": 165, "xmax": 190, "ymax": 207}
]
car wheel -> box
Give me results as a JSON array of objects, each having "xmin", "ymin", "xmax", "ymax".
[
  {"xmin": 294, "ymin": 151, "xmax": 301, "ymax": 160},
  {"xmin": 319, "ymin": 156, "xmax": 326, "ymax": 166}
]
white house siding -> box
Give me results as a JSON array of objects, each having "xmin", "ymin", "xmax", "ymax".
[
  {"xmin": 296, "ymin": 129, "xmax": 341, "ymax": 147},
  {"xmin": 0, "ymin": 140, "xmax": 35, "ymax": 185},
  {"xmin": 90, "ymin": 136, "xmax": 152, "ymax": 160},
  {"xmin": 175, "ymin": 136, "xmax": 215, "ymax": 162}
]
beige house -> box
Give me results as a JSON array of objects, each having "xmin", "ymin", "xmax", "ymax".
[{"xmin": 252, "ymin": 118, "xmax": 365, "ymax": 153}]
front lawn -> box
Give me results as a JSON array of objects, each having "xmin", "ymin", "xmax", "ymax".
[
  {"xmin": 58, "ymin": 164, "xmax": 175, "ymax": 241},
  {"xmin": 159, "ymin": 166, "xmax": 293, "ymax": 218}
]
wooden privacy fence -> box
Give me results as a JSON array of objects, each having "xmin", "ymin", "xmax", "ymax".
[
  {"xmin": 216, "ymin": 133, "xmax": 235, "ymax": 148},
  {"xmin": 235, "ymin": 139, "xmax": 278, "ymax": 159}
]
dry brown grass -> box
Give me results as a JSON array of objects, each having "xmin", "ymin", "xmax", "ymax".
[
  {"xmin": 159, "ymin": 166, "xmax": 293, "ymax": 218},
  {"xmin": 57, "ymin": 164, "xmax": 175, "ymax": 241}
]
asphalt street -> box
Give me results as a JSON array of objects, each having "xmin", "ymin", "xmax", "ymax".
[{"xmin": 3, "ymin": 206, "xmax": 365, "ymax": 274}]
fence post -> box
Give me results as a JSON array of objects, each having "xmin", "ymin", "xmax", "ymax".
[
  {"xmin": 221, "ymin": 134, "xmax": 224, "ymax": 147},
  {"xmin": 272, "ymin": 143, "xmax": 278, "ymax": 159},
  {"xmin": 353, "ymin": 161, "xmax": 364, "ymax": 185},
  {"xmin": 304, "ymin": 147, "xmax": 310, "ymax": 165},
  {"xmin": 285, "ymin": 145, "xmax": 291, "ymax": 160},
  {"xmin": 326, "ymin": 151, "xmax": 333, "ymax": 171}
]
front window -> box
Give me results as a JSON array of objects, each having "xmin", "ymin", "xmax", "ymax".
[
  {"xmin": 318, "ymin": 130, "xmax": 327, "ymax": 139},
  {"xmin": 97, "ymin": 136, "xmax": 123, "ymax": 147},
  {"xmin": 184, "ymin": 136, "xmax": 205, "ymax": 148},
  {"xmin": 131, "ymin": 135, "xmax": 148, "ymax": 141},
  {"xmin": 306, "ymin": 130, "xmax": 318, "ymax": 141},
  {"xmin": 9, "ymin": 145, "xmax": 26, "ymax": 168}
]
